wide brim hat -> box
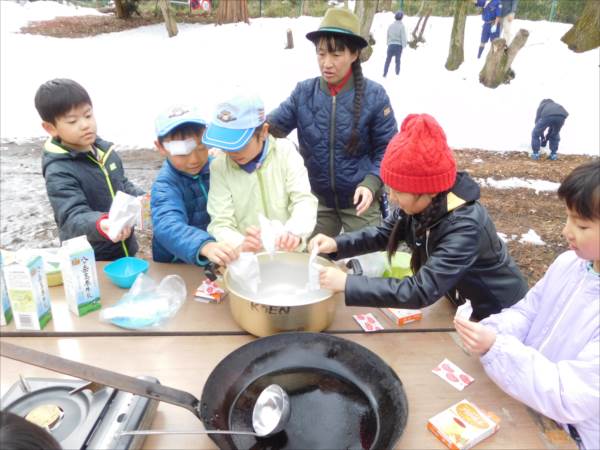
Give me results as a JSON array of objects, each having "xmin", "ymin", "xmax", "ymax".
[{"xmin": 306, "ymin": 8, "xmax": 368, "ymax": 49}]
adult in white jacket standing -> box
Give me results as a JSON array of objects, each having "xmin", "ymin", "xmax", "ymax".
[
  {"xmin": 455, "ymin": 161, "xmax": 600, "ymax": 449},
  {"xmin": 383, "ymin": 11, "xmax": 407, "ymax": 77}
]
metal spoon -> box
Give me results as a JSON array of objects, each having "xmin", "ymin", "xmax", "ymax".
[{"xmin": 121, "ymin": 384, "xmax": 291, "ymax": 438}]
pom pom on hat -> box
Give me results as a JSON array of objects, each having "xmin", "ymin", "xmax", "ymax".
[{"xmin": 380, "ymin": 114, "xmax": 456, "ymax": 194}]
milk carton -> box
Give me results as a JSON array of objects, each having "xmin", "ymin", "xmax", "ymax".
[
  {"xmin": 59, "ymin": 236, "xmax": 101, "ymax": 316},
  {"xmin": 0, "ymin": 252, "xmax": 13, "ymax": 326},
  {"xmin": 3, "ymin": 252, "xmax": 52, "ymax": 330}
]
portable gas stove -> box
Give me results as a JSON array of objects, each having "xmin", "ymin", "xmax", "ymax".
[{"xmin": 1, "ymin": 375, "xmax": 159, "ymax": 450}]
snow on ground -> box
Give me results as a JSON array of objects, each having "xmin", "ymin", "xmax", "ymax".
[
  {"xmin": 0, "ymin": 0, "xmax": 598, "ymax": 155},
  {"xmin": 476, "ymin": 177, "xmax": 560, "ymax": 193},
  {"xmin": 518, "ymin": 229, "xmax": 546, "ymax": 245}
]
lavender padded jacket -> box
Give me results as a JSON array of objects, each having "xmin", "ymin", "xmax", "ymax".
[{"xmin": 480, "ymin": 251, "xmax": 599, "ymax": 449}]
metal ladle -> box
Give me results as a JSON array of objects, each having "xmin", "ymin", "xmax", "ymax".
[
  {"xmin": 0, "ymin": 342, "xmax": 290, "ymax": 438},
  {"xmin": 120, "ymin": 383, "xmax": 290, "ymax": 437}
]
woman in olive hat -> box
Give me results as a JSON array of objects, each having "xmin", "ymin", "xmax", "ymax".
[{"xmin": 268, "ymin": 8, "xmax": 398, "ymax": 238}]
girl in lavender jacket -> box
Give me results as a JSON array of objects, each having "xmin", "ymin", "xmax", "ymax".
[{"xmin": 455, "ymin": 161, "xmax": 599, "ymax": 449}]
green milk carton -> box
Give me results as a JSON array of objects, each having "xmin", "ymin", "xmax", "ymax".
[
  {"xmin": 3, "ymin": 252, "xmax": 52, "ymax": 330},
  {"xmin": 0, "ymin": 252, "xmax": 13, "ymax": 326},
  {"xmin": 59, "ymin": 236, "xmax": 100, "ymax": 316}
]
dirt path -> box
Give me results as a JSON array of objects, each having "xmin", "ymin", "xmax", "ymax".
[{"xmin": 0, "ymin": 138, "xmax": 595, "ymax": 285}]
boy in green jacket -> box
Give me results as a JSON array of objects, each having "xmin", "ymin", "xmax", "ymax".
[{"xmin": 202, "ymin": 95, "xmax": 317, "ymax": 252}]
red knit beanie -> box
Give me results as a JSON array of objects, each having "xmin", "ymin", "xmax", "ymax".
[{"xmin": 380, "ymin": 114, "xmax": 456, "ymax": 194}]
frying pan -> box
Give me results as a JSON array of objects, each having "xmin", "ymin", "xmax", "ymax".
[{"xmin": 199, "ymin": 332, "xmax": 408, "ymax": 450}]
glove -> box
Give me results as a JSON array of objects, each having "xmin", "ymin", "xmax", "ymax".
[{"xmin": 490, "ymin": 24, "xmax": 497, "ymax": 34}]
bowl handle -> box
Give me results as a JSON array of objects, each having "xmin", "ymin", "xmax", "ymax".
[{"xmin": 345, "ymin": 259, "xmax": 364, "ymax": 276}]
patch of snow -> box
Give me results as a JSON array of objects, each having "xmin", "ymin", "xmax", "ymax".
[
  {"xmin": 472, "ymin": 158, "xmax": 484, "ymax": 163},
  {"xmin": 476, "ymin": 177, "xmax": 560, "ymax": 193},
  {"xmin": 519, "ymin": 229, "xmax": 545, "ymax": 245},
  {"xmin": 0, "ymin": 2, "xmax": 597, "ymax": 154}
]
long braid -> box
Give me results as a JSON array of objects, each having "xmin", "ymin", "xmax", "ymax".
[{"xmin": 347, "ymin": 58, "xmax": 364, "ymax": 155}]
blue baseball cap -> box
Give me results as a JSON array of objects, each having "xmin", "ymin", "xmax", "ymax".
[
  {"xmin": 202, "ymin": 95, "xmax": 266, "ymax": 152},
  {"xmin": 155, "ymin": 105, "xmax": 206, "ymax": 138}
]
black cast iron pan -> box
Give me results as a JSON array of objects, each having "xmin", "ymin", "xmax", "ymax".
[{"xmin": 200, "ymin": 332, "xmax": 408, "ymax": 450}]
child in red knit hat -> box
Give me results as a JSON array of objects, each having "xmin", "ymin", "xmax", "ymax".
[{"xmin": 310, "ymin": 114, "xmax": 528, "ymax": 320}]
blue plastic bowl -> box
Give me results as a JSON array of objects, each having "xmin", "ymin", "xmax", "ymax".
[{"xmin": 103, "ymin": 257, "xmax": 149, "ymax": 288}]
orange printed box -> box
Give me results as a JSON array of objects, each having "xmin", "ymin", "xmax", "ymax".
[
  {"xmin": 382, "ymin": 308, "xmax": 422, "ymax": 326},
  {"xmin": 427, "ymin": 399, "xmax": 499, "ymax": 450}
]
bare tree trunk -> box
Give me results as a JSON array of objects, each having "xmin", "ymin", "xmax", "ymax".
[
  {"xmin": 158, "ymin": 0, "xmax": 178, "ymax": 37},
  {"xmin": 115, "ymin": 0, "xmax": 127, "ymax": 18},
  {"xmin": 216, "ymin": 0, "xmax": 250, "ymax": 25},
  {"xmin": 301, "ymin": 0, "xmax": 310, "ymax": 16},
  {"xmin": 285, "ymin": 29, "xmax": 294, "ymax": 49},
  {"xmin": 380, "ymin": 0, "xmax": 393, "ymax": 12},
  {"xmin": 408, "ymin": 8, "xmax": 431, "ymax": 49},
  {"xmin": 561, "ymin": 0, "xmax": 600, "ymax": 53},
  {"xmin": 355, "ymin": 0, "xmax": 377, "ymax": 62},
  {"xmin": 479, "ymin": 29, "xmax": 529, "ymax": 88},
  {"xmin": 445, "ymin": 0, "xmax": 469, "ymax": 71}
]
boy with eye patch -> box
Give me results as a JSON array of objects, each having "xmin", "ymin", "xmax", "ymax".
[{"xmin": 151, "ymin": 105, "xmax": 239, "ymax": 266}]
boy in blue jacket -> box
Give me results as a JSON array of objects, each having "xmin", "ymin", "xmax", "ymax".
[
  {"xmin": 476, "ymin": 0, "xmax": 502, "ymax": 58},
  {"xmin": 151, "ymin": 106, "xmax": 238, "ymax": 266}
]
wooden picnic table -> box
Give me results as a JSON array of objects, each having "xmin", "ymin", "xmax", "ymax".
[
  {"xmin": 0, "ymin": 333, "xmax": 576, "ymax": 450},
  {"xmin": 0, "ymin": 260, "xmax": 456, "ymax": 336}
]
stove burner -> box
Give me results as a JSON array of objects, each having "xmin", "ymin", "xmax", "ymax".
[
  {"xmin": 25, "ymin": 404, "xmax": 64, "ymax": 431},
  {"xmin": 1, "ymin": 376, "xmax": 159, "ymax": 450}
]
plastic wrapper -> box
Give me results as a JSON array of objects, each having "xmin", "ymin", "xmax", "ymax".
[
  {"xmin": 307, "ymin": 245, "xmax": 320, "ymax": 291},
  {"xmin": 100, "ymin": 273, "xmax": 186, "ymax": 329},
  {"xmin": 107, "ymin": 191, "xmax": 142, "ymax": 241},
  {"xmin": 258, "ymin": 214, "xmax": 285, "ymax": 255},
  {"xmin": 228, "ymin": 252, "xmax": 261, "ymax": 294},
  {"xmin": 455, "ymin": 300, "xmax": 473, "ymax": 320}
]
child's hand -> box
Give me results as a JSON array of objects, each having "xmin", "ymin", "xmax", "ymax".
[
  {"xmin": 454, "ymin": 317, "xmax": 497, "ymax": 355},
  {"xmin": 100, "ymin": 219, "xmax": 132, "ymax": 243},
  {"xmin": 276, "ymin": 232, "xmax": 300, "ymax": 251},
  {"xmin": 200, "ymin": 242, "xmax": 239, "ymax": 266},
  {"xmin": 353, "ymin": 186, "xmax": 374, "ymax": 216},
  {"xmin": 308, "ymin": 234, "xmax": 338, "ymax": 254},
  {"xmin": 318, "ymin": 266, "xmax": 347, "ymax": 293},
  {"xmin": 240, "ymin": 226, "xmax": 262, "ymax": 253}
]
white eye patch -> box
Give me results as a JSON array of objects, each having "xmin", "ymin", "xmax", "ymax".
[{"xmin": 164, "ymin": 138, "xmax": 197, "ymax": 156}]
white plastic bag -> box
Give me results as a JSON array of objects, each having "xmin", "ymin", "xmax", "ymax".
[
  {"xmin": 100, "ymin": 273, "xmax": 186, "ymax": 329},
  {"xmin": 258, "ymin": 214, "xmax": 286, "ymax": 255},
  {"xmin": 307, "ymin": 245, "xmax": 320, "ymax": 291},
  {"xmin": 107, "ymin": 191, "xmax": 142, "ymax": 241},
  {"xmin": 455, "ymin": 299, "xmax": 473, "ymax": 320},
  {"xmin": 228, "ymin": 252, "xmax": 261, "ymax": 294}
]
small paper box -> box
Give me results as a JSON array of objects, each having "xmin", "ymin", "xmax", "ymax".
[
  {"xmin": 382, "ymin": 308, "xmax": 422, "ymax": 326},
  {"xmin": 428, "ymin": 399, "xmax": 499, "ymax": 450},
  {"xmin": 194, "ymin": 280, "xmax": 225, "ymax": 304}
]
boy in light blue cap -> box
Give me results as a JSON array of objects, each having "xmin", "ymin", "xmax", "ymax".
[
  {"xmin": 151, "ymin": 105, "xmax": 238, "ymax": 266},
  {"xmin": 203, "ymin": 94, "xmax": 317, "ymax": 253}
]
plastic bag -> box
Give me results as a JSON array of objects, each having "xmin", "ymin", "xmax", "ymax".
[
  {"xmin": 258, "ymin": 214, "xmax": 285, "ymax": 255},
  {"xmin": 107, "ymin": 191, "xmax": 142, "ymax": 241},
  {"xmin": 307, "ymin": 245, "xmax": 320, "ymax": 291},
  {"xmin": 228, "ymin": 252, "xmax": 261, "ymax": 294},
  {"xmin": 100, "ymin": 273, "xmax": 186, "ymax": 329},
  {"xmin": 455, "ymin": 300, "xmax": 473, "ymax": 321},
  {"xmin": 354, "ymin": 252, "xmax": 387, "ymax": 278}
]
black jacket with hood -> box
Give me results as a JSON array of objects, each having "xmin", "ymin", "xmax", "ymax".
[
  {"xmin": 335, "ymin": 172, "xmax": 528, "ymax": 320},
  {"xmin": 42, "ymin": 137, "xmax": 144, "ymax": 261}
]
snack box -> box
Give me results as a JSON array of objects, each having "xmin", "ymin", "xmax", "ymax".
[
  {"xmin": 382, "ymin": 307, "xmax": 422, "ymax": 326},
  {"xmin": 0, "ymin": 252, "xmax": 13, "ymax": 326},
  {"xmin": 428, "ymin": 399, "xmax": 500, "ymax": 450},
  {"xmin": 59, "ymin": 236, "xmax": 101, "ymax": 316},
  {"xmin": 2, "ymin": 251, "xmax": 52, "ymax": 330}
]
